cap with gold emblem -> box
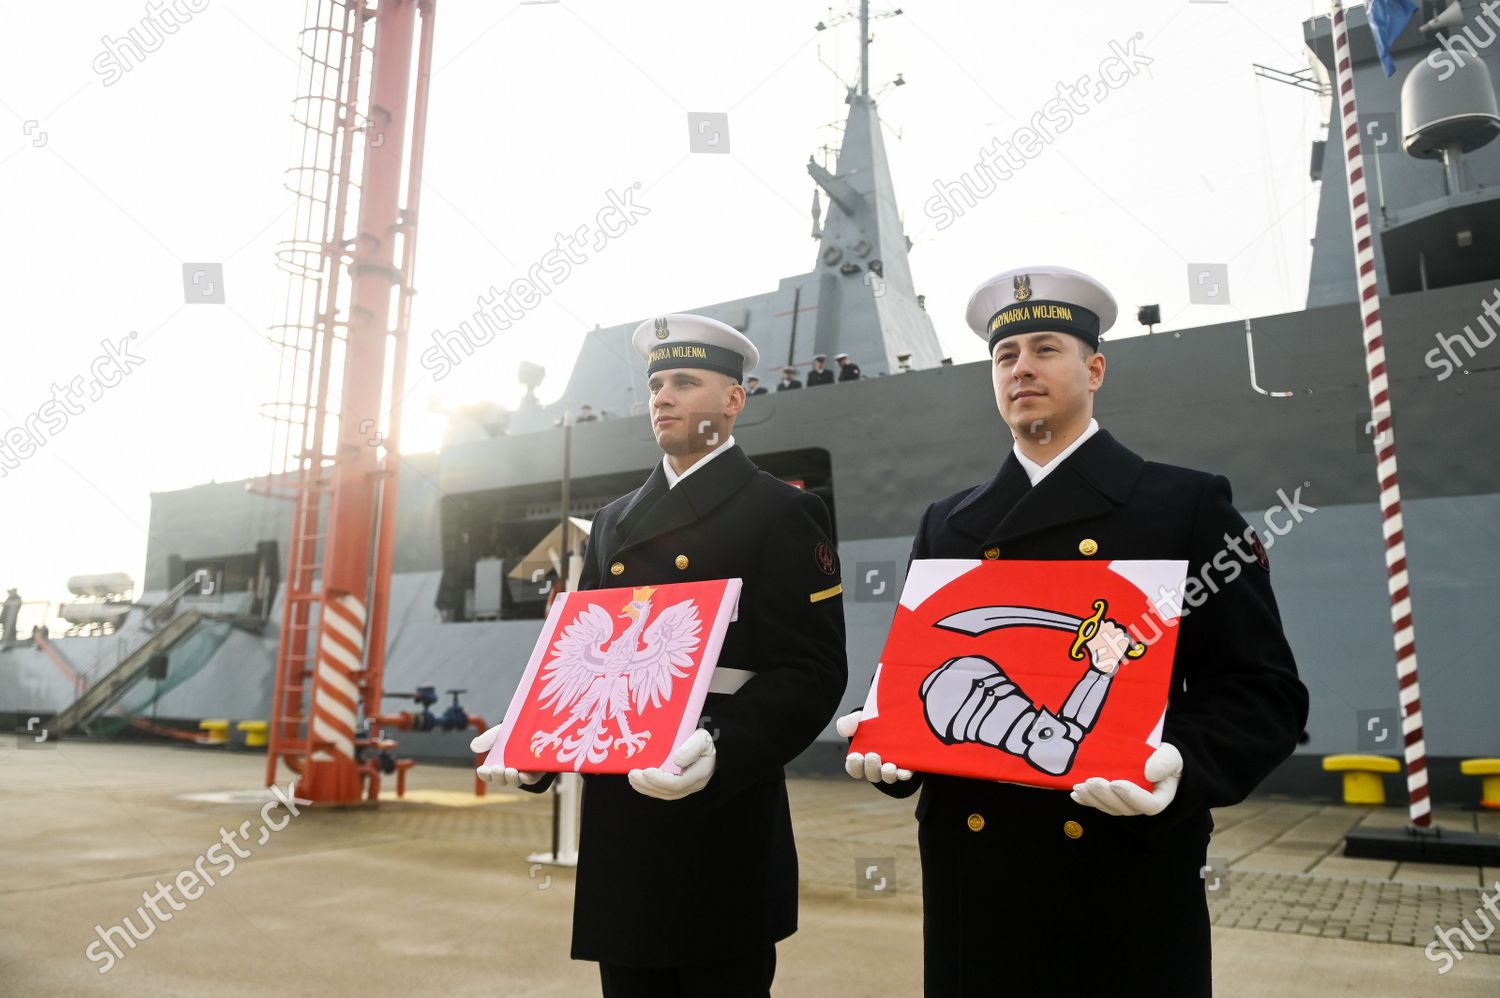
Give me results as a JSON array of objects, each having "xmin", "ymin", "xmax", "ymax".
[
  {"xmin": 632, "ymin": 313, "xmax": 761, "ymax": 384},
  {"xmin": 964, "ymin": 266, "xmax": 1118, "ymax": 355}
]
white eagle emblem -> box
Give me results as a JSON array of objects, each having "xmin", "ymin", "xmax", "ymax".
[{"xmin": 530, "ymin": 586, "xmax": 703, "ymax": 770}]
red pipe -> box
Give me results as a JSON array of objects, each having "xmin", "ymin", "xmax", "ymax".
[{"xmin": 368, "ymin": 711, "xmax": 489, "ymax": 796}]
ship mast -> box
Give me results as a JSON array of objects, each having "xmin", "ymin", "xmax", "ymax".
[
  {"xmin": 806, "ymin": 1, "xmax": 944, "ymax": 373},
  {"xmin": 859, "ymin": 0, "xmax": 870, "ymax": 97}
]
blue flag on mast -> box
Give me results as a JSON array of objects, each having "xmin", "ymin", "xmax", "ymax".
[{"xmin": 1368, "ymin": 0, "xmax": 1419, "ymax": 77}]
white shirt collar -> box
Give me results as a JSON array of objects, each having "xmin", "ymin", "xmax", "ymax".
[
  {"xmin": 663, "ymin": 433, "xmax": 737, "ymax": 489},
  {"xmin": 1013, "ymin": 419, "xmax": 1099, "ymax": 486}
]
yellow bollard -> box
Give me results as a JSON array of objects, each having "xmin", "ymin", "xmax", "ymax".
[
  {"xmin": 236, "ymin": 720, "xmax": 269, "ymax": 749},
  {"xmin": 198, "ymin": 719, "xmax": 230, "ymax": 745},
  {"xmin": 1321, "ymin": 754, "xmax": 1401, "ymax": 805},
  {"xmin": 1459, "ymin": 759, "xmax": 1500, "ymax": 810}
]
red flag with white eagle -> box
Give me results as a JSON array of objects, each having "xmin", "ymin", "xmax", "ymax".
[
  {"xmin": 485, "ymin": 579, "xmax": 741, "ymax": 775},
  {"xmin": 849, "ymin": 559, "xmax": 1187, "ymax": 790}
]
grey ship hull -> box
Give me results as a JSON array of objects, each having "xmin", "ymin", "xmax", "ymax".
[{"xmin": 8, "ymin": 279, "xmax": 1495, "ymax": 802}]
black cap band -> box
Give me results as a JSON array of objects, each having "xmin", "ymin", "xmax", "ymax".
[
  {"xmin": 986, "ymin": 299, "xmax": 1101, "ymax": 353},
  {"xmin": 646, "ymin": 341, "xmax": 745, "ymax": 381}
]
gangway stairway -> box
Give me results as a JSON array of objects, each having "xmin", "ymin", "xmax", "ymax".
[
  {"xmin": 50, "ymin": 611, "xmax": 211, "ymax": 735},
  {"xmin": 48, "ymin": 572, "xmax": 262, "ymax": 736}
]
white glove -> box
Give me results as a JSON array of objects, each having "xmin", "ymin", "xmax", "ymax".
[
  {"xmin": 470, "ymin": 723, "xmax": 544, "ymax": 788},
  {"xmin": 836, "ymin": 709, "xmax": 913, "ymax": 785},
  {"xmin": 628, "ymin": 728, "xmax": 716, "ymax": 801},
  {"xmin": 1070, "ymin": 743, "xmax": 1183, "ymax": 816}
]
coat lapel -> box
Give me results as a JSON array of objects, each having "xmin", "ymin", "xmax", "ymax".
[
  {"xmin": 946, "ymin": 453, "xmax": 1033, "ymax": 542},
  {"xmin": 614, "ymin": 445, "xmax": 758, "ymax": 555},
  {"xmin": 612, "ymin": 462, "xmax": 669, "ymax": 549},
  {"xmin": 948, "ymin": 429, "xmax": 1145, "ymax": 549}
]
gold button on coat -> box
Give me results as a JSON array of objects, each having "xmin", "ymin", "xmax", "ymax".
[
  {"xmin": 983, "ymin": 546, "xmax": 1001, "ymax": 560},
  {"xmin": 610, "ymin": 562, "xmax": 624, "ymax": 576},
  {"xmin": 675, "ymin": 555, "xmax": 689, "ymax": 571},
  {"xmin": 1063, "ymin": 819, "xmax": 1083, "ymax": 839},
  {"xmin": 1078, "ymin": 539, "xmax": 1099, "ymax": 557},
  {"xmin": 966, "ymin": 813, "xmax": 986, "ymax": 832}
]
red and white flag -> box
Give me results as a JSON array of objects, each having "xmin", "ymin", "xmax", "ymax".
[
  {"xmin": 850, "ymin": 559, "xmax": 1187, "ymax": 790},
  {"xmin": 485, "ymin": 579, "xmax": 741, "ymax": 775}
]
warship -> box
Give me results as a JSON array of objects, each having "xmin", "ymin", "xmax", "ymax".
[{"xmin": 5, "ymin": 0, "xmax": 1498, "ymax": 805}]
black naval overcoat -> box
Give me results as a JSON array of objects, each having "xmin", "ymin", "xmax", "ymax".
[
  {"xmin": 879, "ymin": 429, "xmax": 1308, "ymax": 997},
  {"xmin": 526, "ymin": 444, "xmax": 847, "ymax": 968}
]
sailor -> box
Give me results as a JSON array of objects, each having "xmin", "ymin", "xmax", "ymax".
[
  {"xmin": 472, "ymin": 313, "xmax": 847, "ymax": 998},
  {"xmin": 834, "ymin": 352, "xmax": 861, "ymax": 381},
  {"xmin": 1, "ymin": 588, "xmax": 21, "ymax": 647},
  {"xmin": 836, "ymin": 266, "xmax": 1308, "ymax": 997},
  {"xmin": 745, "ymin": 375, "xmax": 768, "ymax": 396},
  {"xmin": 775, "ymin": 366, "xmax": 802, "ymax": 391},
  {"xmin": 806, "ymin": 354, "xmax": 835, "ymax": 386}
]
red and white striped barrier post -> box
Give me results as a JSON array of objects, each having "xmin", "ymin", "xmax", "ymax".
[
  {"xmin": 1328, "ymin": 0, "xmax": 1430, "ymax": 828},
  {"xmin": 311, "ymin": 592, "xmax": 367, "ymax": 765}
]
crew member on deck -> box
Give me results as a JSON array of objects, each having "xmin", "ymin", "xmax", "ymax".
[
  {"xmin": 1, "ymin": 588, "xmax": 21, "ymax": 647},
  {"xmin": 806, "ymin": 354, "xmax": 835, "ymax": 386},
  {"xmin": 835, "ymin": 352, "xmax": 861, "ymax": 381}
]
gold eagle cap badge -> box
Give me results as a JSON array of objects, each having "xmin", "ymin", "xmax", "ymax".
[
  {"xmin": 1013, "ymin": 274, "xmax": 1033, "ymax": 302},
  {"xmin": 654, "ymin": 317, "xmax": 670, "ymax": 339}
]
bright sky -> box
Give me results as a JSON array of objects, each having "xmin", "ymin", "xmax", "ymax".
[{"xmin": 1, "ymin": 0, "xmax": 1337, "ymax": 629}]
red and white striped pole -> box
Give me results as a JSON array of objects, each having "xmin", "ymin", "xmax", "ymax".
[{"xmin": 1328, "ymin": 1, "xmax": 1430, "ymax": 828}]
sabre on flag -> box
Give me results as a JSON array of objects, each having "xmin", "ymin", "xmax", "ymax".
[{"xmin": 850, "ymin": 559, "xmax": 1187, "ymax": 790}]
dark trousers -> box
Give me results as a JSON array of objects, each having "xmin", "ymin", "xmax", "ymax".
[{"xmin": 597, "ymin": 945, "xmax": 776, "ymax": 998}]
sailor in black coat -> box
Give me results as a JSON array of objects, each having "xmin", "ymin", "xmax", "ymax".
[
  {"xmin": 837, "ymin": 267, "xmax": 1308, "ymax": 997},
  {"xmin": 473, "ymin": 313, "xmax": 847, "ymax": 998},
  {"xmin": 805, "ymin": 354, "xmax": 836, "ymax": 386}
]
